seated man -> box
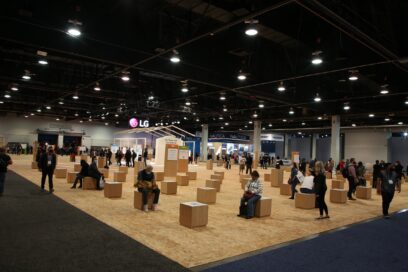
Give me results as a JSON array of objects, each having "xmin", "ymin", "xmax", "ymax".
[
  {"xmin": 71, "ymin": 160, "xmax": 89, "ymax": 189},
  {"xmin": 136, "ymin": 165, "xmax": 160, "ymax": 212}
]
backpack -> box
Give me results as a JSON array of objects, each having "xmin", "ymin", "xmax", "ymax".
[{"xmin": 341, "ymin": 167, "xmax": 349, "ymax": 178}]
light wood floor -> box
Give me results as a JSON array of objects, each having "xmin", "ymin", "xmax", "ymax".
[{"xmin": 8, "ymin": 155, "xmax": 408, "ymax": 268}]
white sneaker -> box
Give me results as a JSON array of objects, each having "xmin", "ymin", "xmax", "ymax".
[
  {"xmin": 143, "ymin": 205, "xmax": 148, "ymax": 212},
  {"xmin": 152, "ymin": 204, "xmax": 158, "ymax": 211}
]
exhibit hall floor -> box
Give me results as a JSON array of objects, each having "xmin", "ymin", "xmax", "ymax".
[{"xmin": 4, "ymin": 155, "xmax": 408, "ymax": 268}]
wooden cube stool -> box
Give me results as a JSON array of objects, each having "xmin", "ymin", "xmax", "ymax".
[
  {"xmin": 271, "ymin": 168, "xmax": 283, "ymax": 187},
  {"xmin": 356, "ymin": 186, "xmax": 372, "ymax": 199},
  {"xmin": 255, "ymin": 197, "xmax": 272, "ymax": 217},
  {"xmin": 210, "ymin": 174, "xmax": 223, "ymax": 183},
  {"xmin": 80, "ymin": 155, "xmax": 88, "ymax": 162},
  {"xmin": 264, "ymin": 173, "xmax": 271, "ymax": 182},
  {"xmin": 155, "ymin": 171, "xmax": 165, "ymax": 181},
  {"xmin": 206, "ymin": 160, "xmax": 213, "ymax": 170},
  {"xmin": 214, "ymin": 171, "xmax": 224, "ymax": 179},
  {"xmin": 161, "ymin": 181, "xmax": 177, "ymax": 195},
  {"xmin": 206, "ymin": 179, "xmax": 221, "ymax": 192},
  {"xmin": 67, "ymin": 172, "xmax": 77, "ymax": 183},
  {"xmin": 133, "ymin": 190, "xmax": 154, "ymax": 210},
  {"xmin": 97, "ymin": 157, "xmax": 106, "ymax": 168},
  {"xmin": 332, "ymin": 179, "xmax": 344, "ymax": 189},
  {"xmin": 197, "ymin": 187, "xmax": 217, "ymax": 204},
  {"xmin": 119, "ymin": 166, "xmax": 128, "ymax": 174},
  {"xmin": 98, "ymin": 168, "xmax": 109, "ymax": 178},
  {"xmin": 83, "ymin": 177, "xmax": 97, "ymax": 190},
  {"xmin": 325, "ymin": 172, "xmax": 332, "ymax": 179},
  {"xmin": 280, "ymin": 183, "xmax": 291, "ymax": 196},
  {"xmin": 176, "ymin": 174, "xmax": 189, "ymax": 186},
  {"xmin": 216, "ymin": 160, "xmax": 223, "ymax": 167},
  {"xmin": 54, "ymin": 168, "xmax": 67, "ymax": 178},
  {"xmin": 239, "ymin": 174, "xmax": 251, "ymax": 183},
  {"xmin": 187, "ymin": 171, "xmax": 197, "ymax": 180},
  {"xmin": 31, "ymin": 161, "xmax": 38, "ymax": 169},
  {"xmin": 74, "ymin": 163, "xmax": 81, "ymax": 172},
  {"xmin": 179, "ymin": 202, "xmax": 208, "ymax": 228},
  {"xmin": 330, "ymin": 189, "xmax": 347, "ymax": 203},
  {"xmin": 241, "ymin": 178, "xmax": 251, "ymax": 190},
  {"xmin": 104, "ymin": 182, "xmax": 122, "ymax": 198},
  {"xmin": 114, "ymin": 171, "xmax": 127, "ymax": 182},
  {"xmin": 295, "ymin": 193, "xmax": 316, "ymax": 209}
]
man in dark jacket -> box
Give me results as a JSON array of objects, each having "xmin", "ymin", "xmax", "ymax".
[
  {"xmin": 71, "ymin": 160, "xmax": 89, "ymax": 189},
  {"xmin": 131, "ymin": 150, "xmax": 137, "ymax": 167},
  {"xmin": 245, "ymin": 155, "xmax": 253, "ymax": 174},
  {"xmin": 136, "ymin": 165, "xmax": 160, "ymax": 212},
  {"xmin": 39, "ymin": 146, "xmax": 57, "ymax": 193},
  {"xmin": 380, "ymin": 163, "xmax": 401, "ymax": 218},
  {"xmin": 0, "ymin": 147, "xmax": 13, "ymax": 196},
  {"xmin": 372, "ymin": 160, "xmax": 381, "ymax": 189},
  {"xmin": 125, "ymin": 149, "xmax": 132, "ymax": 167}
]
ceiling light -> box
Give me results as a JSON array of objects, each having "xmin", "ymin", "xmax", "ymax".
[
  {"xmin": 116, "ymin": 121, "xmax": 119, "ymax": 124},
  {"xmin": 225, "ymin": 122, "xmax": 229, "ymax": 126},
  {"xmin": 343, "ymin": 103, "xmax": 350, "ymax": 111},
  {"xmin": 380, "ymin": 89, "xmax": 389, "ymax": 94},
  {"xmin": 38, "ymin": 59, "xmax": 48, "ymax": 65},
  {"xmin": 183, "ymin": 117, "xmax": 188, "ymax": 120},
  {"xmin": 282, "ymin": 119, "xmax": 287, "ymax": 122},
  {"xmin": 4, "ymin": 94, "xmax": 11, "ymax": 98},
  {"xmin": 245, "ymin": 125, "xmax": 248, "ymax": 128},
  {"xmin": 253, "ymin": 112, "xmax": 258, "ymax": 118},
  {"xmin": 223, "ymin": 108, "xmax": 228, "ymax": 112},
  {"xmin": 185, "ymin": 100, "xmax": 191, "ymax": 106},
  {"xmin": 46, "ymin": 106, "xmax": 51, "ymax": 110},
  {"xmin": 404, "ymin": 132, "xmax": 408, "ymax": 137},
  {"xmin": 219, "ymin": 93, "xmax": 226, "ymax": 100},
  {"xmin": 105, "ymin": 123, "xmax": 109, "ymax": 126},
  {"xmin": 56, "ymin": 118, "xmax": 60, "ymax": 121},
  {"xmin": 24, "ymin": 115, "xmax": 28, "ymax": 118},
  {"xmin": 384, "ymin": 118, "xmax": 390, "ymax": 122},
  {"xmin": 195, "ymin": 118, "xmax": 200, "ymax": 122},
  {"xmin": 11, "ymin": 85, "xmax": 18, "ymax": 91},
  {"xmin": 317, "ymin": 116, "xmax": 322, "ymax": 120},
  {"xmin": 268, "ymin": 123, "xmax": 272, "ymax": 127},
  {"xmin": 262, "ymin": 127, "xmax": 265, "ymax": 130},
  {"xmin": 170, "ymin": 51, "xmax": 181, "ymax": 63},
  {"xmin": 220, "ymin": 126, "xmax": 224, "ymax": 129},
  {"xmin": 121, "ymin": 73, "xmax": 130, "ymax": 81},
  {"xmin": 218, "ymin": 116, "xmax": 224, "ymax": 120},
  {"xmin": 0, "ymin": 101, "xmax": 3, "ymax": 104},
  {"xmin": 30, "ymin": 113, "xmax": 34, "ymax": 116},
  {"xmin": 289, "ymin": 107, "xmax": 294, "ymax": 115},
  {"xmin": 22, "ymin": 70, "xmax": 31, "ymax": 80},
  {"xmin": 314, "ymin": 93, "xmax": 321, "ymax": 102},
  {"xmin": 398, "ymin": 122, "xmax": 403, "ymax": 125},
  {"xmin": 67, "ymin": 27, "xmax": 81, "ymax": 37},
  {"xmin": 301, "ymin": 122, "xmax": 306, "ymax": 126},
  {"xmin": 101, "ymin": 116, "xmax": 106, "ymax": 120},
  {"xmin": 72, "ymin": 94, "xmax": 79, "ymax": 100},
  {"xmin": 58, "ymin": 101, "xmax": 64, "ymax": 105},
  {"xmin": 244, "ymin": 19, "xmax": 258, "ymax": 36},
  {"xmin": 248, "ymin": 121, "xmax": 253, "ymax": 124},
  {"xmin": 237, "ymin": 71, "xmax": 246, "ymax": 81},
  {"xmin": 115, "ymin": 114, "xmax": 119, "ymax": 117},
  {"xmin": 277, "ymin": 81, "xmax": 286, "ymax": 92},
  {"xmin": 352, "ymin": 123, "xmax": 356, "ymax": 127},
  {"xmin": 94, "ymin": 82, "xmax": 101, "ymax": 91},
  {"xmin": 258, "ymin": 102, "xmax": 264, "ymax": 108},
  {"xmin": 80, "ymin": 120, "xmax": 83, "ymax": 123},
  {"xmin": 74, "ymin": 113, "xmax": 79, "ymax": 117},
  {"xmin": 348, "ymin": 70, "xmax": 359, "ymax": 81},
  {"xmin": 36, "ymin": 108, "xmax": 41, "ymax": 112},
  {"xmin": 88, "ymin": 119, "xmax": 92, "ymax": 122},
  {"xmin": 311, "ymin": 51, "xmax": 323, "ymax": 65},
  {"xmin": 369, "ymin": 113, "xmax": 375, "ymax": 117}
]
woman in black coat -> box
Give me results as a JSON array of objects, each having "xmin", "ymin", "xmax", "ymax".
[{"xmin": 313, "ymin": 161, "xmax": 329, "ymax": 220}]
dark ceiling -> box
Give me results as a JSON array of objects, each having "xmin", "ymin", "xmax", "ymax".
[{"xmin": 0, "ymin": 0, "xmax": 407, "ymax": 133}]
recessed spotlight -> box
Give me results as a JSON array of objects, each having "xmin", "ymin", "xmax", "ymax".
[
  {"xmin": 352, "ymin": 123, "xmax": 356, "ymax": 127},
  {"xmin": 277, "ymin": 81, "xmax": 286, "ymax": 92},
  {"xmin": 30, "ymin": 113, "xmax": 34, "ymax": 116},
  {"xmin": 248, "ymin": 121, "xmax": 253, "ymax": 124},
  {"xmin": 369, "ymin": 113, "xmax": 375, "ymax": 117},
  {"xmin": 181, "ymin": 85, "xmax": 189, "ymax": 93},
  {"xmin": 219, "ymin": 93, "xmax": 226, "ymax": 100},
  {"xmin": 101, "ymin": 116, "xmax": 105, "ymax": 120},
  {"xmin": 121, "ymin": 71, "xmax": 130, "ymax": 81},
  {"xmin": 185, "ymin": 100, "xmax": 191, "ymax": 106},
  {"xmin": 314, "ymin": 93, "xmax": 321, "ymax": 102},
  {"xmin": 195, "ymin": 118, "xmax": 200, "ymax": 122},
  {"xmin": 258, "ymin": 102, "xmax": 264, "ymax": 108},
  {"xmin": 184, "ymin": 117, "xmax": 188, "ymax": 120},
  {"xmin": 403, "ymin": 132, "xmax": 408, "ymax": 137},
  {"xmin": 253, "ymin": 112, "xmax": 258, "ymax": 118},
  {"xmin": 398, "ymin": 122, "xmax": 403, "ymax": 125},
  {"xmin": 11, "ymin": 86, "xmax": 18, "ymax": 91},
  {"xmin": 348, "ymin": 70, "xmax": 359, "ymax": 81},
  {"xmin": 301, "ymin": 122, "xmax": 306, "ymax": 126},
  {"xmin": 94, "ymin": 82, "xmax": 101, "ymax": 91},
  {"xmin": 225, "ymin": 122, "xmax": 229, "ymax": 126},
  {"xmin": 218, "ymin": 116, "xmax": 224, "ymax": 120},
  {"xmin": 24, "ymin": 115, "xmax": 28, "ymax": 118},
  {"xmin": 38, "ymin": 59, "xmax": 48, "ymax": 65},
  {"xmin": 116, "ymin": 121, "xmax": 119, "ymax": 124},
  {"xmin": 311, "ymin": 51, "xmax": 323, "ymax": 65},
  {"xmin": 88, "ymin": 118, "xmax": 92, "ymax": 122},
  {"xmin": 268, "ymin": 123, "xmax": 272, "ymax": 127},
  {"xmin": 74, "ymin": 113, "xmax": 79, "ymax": 117},
  {"xmin": 223, "ymin": 108, "xmax": 228, "ymax": 112},
  {"xmin": 220, "ymin": 126, "xmax": 224, "ymax": 129},
  {"xmin": 56, "ymin": 118, "xmax": 60, "ymax": 121},
  {"xmin": 282, "ymin": 119, "xmax": 287, "ymax": 122},
  {"xmin": 79, "ymin": 120, "xmax": 83, "ymax": 123},
  {"xmin": 36, "ymin": 108, "xmax": 41, "ymax": 112},
  {"xmin": 245, "ymin": 125, "xmax": 248, "ymax": 128},
  {"xmin": 0, "ymin": 101, "xmax": 3, "ymax": 104},
  {"xmin": 262, "ymin": 127, "xmax": 265, "ymax": 130},
  {"xmin": 4, "ymin": 94, "xmax": 11, "ymax": 99},
  {"xmin": 58, "ymin": 101, "xmax": 64, "ymax": 105},
  {"xmin": 115, "ymin": 114, "xmax": 119, "ymax": 117}
]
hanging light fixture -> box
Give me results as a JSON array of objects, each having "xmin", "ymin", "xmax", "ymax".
[
  {"xmin": 369, "ymin": 113, "xmax": 375, "ymax": 117},
  {"xmin": 185, "ymin": 100, "xmax": 191, "ymax": 106},
  {"xmin": 314, "ymin": 93, "xmax": 322, "ymax": 102},
  {"xmin": 22, "ymin": 70, "xmax": 31, "ymax": 80},
  {"xmin": 94, "ymin": 82, "xmax": 101, "ymax": 91},
  {"xmin": 289, "ymin": 107, "xmax": 294, "ymax": 115},
  {"xmin": 72, "ymin": 92, "xmax": 79, "ymax": 100},
  {"xmin": 181, "ymin": 81, "xmax": 189, "ymax": 93},
  {"xmin": 258, "ymin": 101, "xmax": 264, "ymax": 108},
  {"xmin": 237, "ymin": 70, "xmax": 247, "ymax": 81},
  {"xmin": 343, "ymin": 103, "xmax": 350, "ymax": 111},
  {"xmin": 10, "ymin": 84, "xmax": 18, "ymax": 91},
  {"xmin": 380, "ymin": 84, "xmax": 389, "ymax": 94},
  {"xmin": 252, "ymin": 112, "xmax": 258, "ymax": 118},
  {"xmin": 244, "ymin": 19, "xmax": 259, "ymax": 36},
  {"xmin": 170, "ymin": 50, "xmax": 181, "ymax": 63},
  {"xmin": 67, "ymin": 19, "xmax": 82, "ymax": 37},
  {"xmin": 121, "ymin": 71, "xmax": 130, "ymax": 81},
  {"xmin": 311, "ymin": 51, "xmax": 323, "ymax": 65},
  {"xmin": 219, "ymin": 92, "xmax": 226, "ymax": 100},
  {"xmin": 277, "ymin": 81, "xmax": 286, "ymax": 92},
  {"xmin": 4, "ymin": 93, "xmax": 11, "ymax": 99},
  {"xmin": 348, "ymin": 70, "xmax": 359, "ymax": 81}
]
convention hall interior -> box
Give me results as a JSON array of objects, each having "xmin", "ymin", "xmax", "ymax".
[{"xmin": 1, "ymin": 1, "xmax": 408, "ymax": 272}]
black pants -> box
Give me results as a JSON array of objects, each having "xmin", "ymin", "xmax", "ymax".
[
  {"xmin": 138, "ymin": 188, "xmax": 160, "ymax": 205},
  {"xmin": 126, "ymin": 159, "xmax": 131, "ymax": 167},
  {"xmin": 381, "ymin": 191, "xmax": 395, "ymax": 216},
  {"xmin": 316, "ymin": 190, "xmax": 328, "ymax": 216},
  {"xmin": 41, "ymin": 167, "xmax": 54, "ymax": 190},
  {"xmin": 132, "ymin": 159, "xmax": 135, "ymax": 167},
  {"xmin": 245, "ymin": 165, "xmax": 252, "ymax": 174},
  {"xmin": 372, "ymin": 175, "xmax": 378, "ymax": 188},
  {"xmin": 347, "ymin": 177, "xmax": 356, "ymax": 198},
  {"xmin": 72, "ymin": 173, "xmax": 85, "ymax": 188},
  {"xmin": 290, "ymin": 181, "xmax": 299, "ymax": 198}
]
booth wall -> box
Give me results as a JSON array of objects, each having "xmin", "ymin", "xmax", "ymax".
[
  {"xmin": 344, "ymin": 130, "xmax": 390, "ymax": 163},
  {"xmin": 289, "ymin": 137, "xmax": 311, "ymax": 161}
]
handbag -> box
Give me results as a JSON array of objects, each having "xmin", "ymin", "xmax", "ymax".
[
  {"xmin": 288, "ymin": 177, "xmax": 293, "ymax": 185},
  {"xmin": 244, "ymin": 191, "xmax": 253, "ymax": 200}
]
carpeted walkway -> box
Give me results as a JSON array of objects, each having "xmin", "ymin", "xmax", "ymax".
[
  {"xmin": 0, "ymin": 171, "xmax": 190, "ymax": 272},
  {"xmin": 199, "ymin": 209, "xmax": 408, "ymax": 272}
]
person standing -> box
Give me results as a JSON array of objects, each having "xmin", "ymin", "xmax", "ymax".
[
  {"xmin": 299, "ymin": 158, "xmax": 306, "ymax": 175},
  {"xmin": 136, "ymin": 165, "xmax": 160, "ymax": 212},
  {"xmin": 239, "ymin": 156, "xmax": 246, "ymax": 174},
  {"xmin": 314, "ymin": 161, "xmax": 329, "ymax": 219},
  {"xmin": 131, "ymin": 150, "xmax": 137, "ymax": 167},
  {"xmin": 245, "ymin": 154, "xmax": 253, "ymax": 174},
  {"xmin": 289, "ymin": 163, "xmax": 300, "ymax": 200},
  {"xmin": 143, "ymin": 148, "xmax": 148, "ymax": 167},
  {"xmin": 347, "ymin": 158, "xmax": 357, "ymax": 200},
  {"xmin": 0, "ymin": 147, "xmax": 13, "ymax": 197},
  {"xmin": 379, "ymin": 164, "xmax": 401, "ymax": 218},
  {"xmin": 125, "ymin": 149, "xmax": 132, "ymax": 167},
  {"xmin": 39, "ymin": 147, "xmax": 57, "ymax": 193}
]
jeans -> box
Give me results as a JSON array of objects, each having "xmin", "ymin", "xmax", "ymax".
[
  {"xmin": 239, "ymin": 194, "xmax": 261, "ymax": 217},
  {"xmin": 41, "ymin": 167, "xmax": 54, "ymax": 190},
  {"xmin": 0, "ymin": 172, "xmax": 6, "ymax": 194},
  {"xmin": 316, "ymin": 190, "xmax": 328, "ymax": 216},
  {"xmin": 138, "ymin": 188, "xmax": 160, "ymax": 205},
  {"xmin": 381, "ymin": 191, "xmax": 395, "ymax": 216}
]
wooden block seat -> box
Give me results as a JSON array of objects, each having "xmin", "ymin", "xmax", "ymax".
[
  {"xmin": 119, "ymin": 166, "xmax": 128, "ymax": 174},
  {"xmin": 98, "ymin": 168, "xmax": 109, "ymax": 178},
  {"xmin": 97, "ymin": 157, "xmax": 106, "ymax": 168},
  {"xmin": 83, "ymin": 177, "xmax": 97, "ymax": 190},
  {"xmin": 332, "ymin": 179, "xmax": 344, "ymax": 189},
  {"xmin": 206, "ymin": 160, "xmax": 213, "ymax": 170},
  {"xmin": 114, "ymin": 171, "xmax": 127, "ymax": 182},
  {"xmin": 264, "ymin": 173, "xmax": 271, "ymax": 182},
  {"xmin": 271, "ymin": 168, "xmax": 283, "ymax": 187},
  {"xmin": 280, "ymin": 183, "xmax": 291, "ymax": 196},
  {"xmin": 206, "ymin": 179, "xmax": 221, "ymax": 192},
  {"xmin": 197, "ymin": 187, "xmax": 217, "ymax": 204},
  {"xmin": 241, "ymin": 178, "xmax": 251, "ymax": 190},
  {"xmin": 31, "ymin": 161, "xmax": 38, "ymax": 169},
  {"xmin": 255, "ymin": 197, "xmax": 272, "ymax": 217},
  {"xmin": 155, "ymin": 171, "xmax": 165, "ymax": 181},
  {"xmin": 80, "ymin": 155, "xmax": 88, "ymax": 162},
  {"xmin": 74, "ymin": 163, "xmax": 81, "ymax": 172},
  {"xmin": 187, "ymin": 171, "xmax": 197, "ymax": 180},
  {"xmin": 356, "ymin": 186, "xmax": 372, "ymax": 199},
  {"xmin": 104, "ymin": 182, "xmax": 122, "ymax": 198},
  {"xmin": 330, "ymin": 189, "xmax": 347, "ymax": 203},
  {"xmin": 161, "ymin": 181, "xmax": 177, "ymax": 195},
  {"xmin": 179, "ymin": 202, "xmax": 208, "ymax": 228},
  {"xmin": 54, "ymin": 168, "xmax": 67, "ymax": 178},
  {"xmin": 214, "ymin": 171, "xmax": 224, "ymax": 179},
  {"xmin": 67, "ymin": 171, "xmax": 77, "ymax": 183},
  {"xmin": 210, "ymin": 174, "xmax": 223, "ymax": 184},
  {"xmin": 176, "ymin": 174, "xmax": 189, "ymax": 186},
  {"xmin": 295, "ymin": 193, "xmax": 316, "ymax": 209},
  {"xmin": 133, "ymin": 190, "xmax": 154, "ymax": 210}
]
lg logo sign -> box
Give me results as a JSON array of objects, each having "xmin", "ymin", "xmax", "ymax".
[{"xmin": 129, "ymin": 118, "xmax": 149, "ymax": 128}]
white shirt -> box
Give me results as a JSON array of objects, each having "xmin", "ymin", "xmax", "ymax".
[{"xmin": 301, "ymin": 176, "xmax": 314, "ymax": 190}]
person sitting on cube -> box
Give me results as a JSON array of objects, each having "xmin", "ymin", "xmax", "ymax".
[
  {"xmin": 237, "ymin": 170, "xmax": 263, "ymax": 219},
  {"xmin": 136, "ymin": 165, "xmax": 160, "ymax": 212},
  {"xmin": 71, "ymin": 160, "xmax": 89, "ymax": 189}
]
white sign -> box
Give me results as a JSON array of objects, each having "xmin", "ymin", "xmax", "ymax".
[
  {"xmin": 167, "ymin": 148, "xmax": 178, "ymax": 161},
  {"xmin": 261, "ymin": 133, "xmax": 284, "ymax": 142},
  {"xmin": 179, "ymin": 149, "xmax": 189, "ymax": 160}
]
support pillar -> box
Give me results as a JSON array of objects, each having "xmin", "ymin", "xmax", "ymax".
[
  {"xmin": 201, "ymin": 124, "xmax": 208, "ymax": 162},
  {"xmin": 58, "ymin": 134, "xmax": 64, "ymax": 149},
  {"xmin": 253, "ymin": 120, "xmax": 261, "ymax": 169},
  {"xmin": 330, "ymin": 115, "xmax": 340, "ymax": 165},
  {"xmin": 284, "ymin": 134, "xmax": 290, "ymax": 159},
  {"xmin": 311, "ymin": 133, "xmax": 318, "ymax": 160}
]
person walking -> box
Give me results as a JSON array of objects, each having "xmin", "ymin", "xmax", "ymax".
[
  {"xmin": 245, "ymin": 154, "xmax": 253, "ymax": 174},
  {"xmin": 131, "ymin": 150, "xmax": 137, "ymax": 167},
  {"xmin": 314, "ymin": 161, "xmax": 329, "ymax": 220},
  {"xmin": 39, "ymin": 147, "xmax": 57, "ymax": 193},
  {"xmin": 143, "ymin": 148, "xmax": 148, "ymax": 167},
  {"xmin": 0, "ymin": 147, "xmax": 13, "ymax": 197},
  {"xmin": 289, "ymin": 163, "xmax": 301, "ymax": 200},
  {"xmin": 347, "ymin": 158, "xmax": 357, "ymax": 200},
  {"xmin": 379, "ymin": 163, "xmax": 401, "ymax": 218},
  {"xmin": 125, "ymin": 149, "xmax": 132, "ymax": 167}
]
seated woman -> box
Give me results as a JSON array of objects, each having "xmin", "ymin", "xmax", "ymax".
[
  {"xmin": 88, "ymin": 160, "xmax": 105, "ymax": 190},
  {"xmin": 71, "ymin": 160, "xmax": 89, "ymax": 189},
  {"xmin": 300, "ymin": 175, "xmax": 314, "ymax": 194},
  {"xmin": 237, "ymin": 170, "xmax": 263, "ymax": 219},
  {"xmin": 136, "ymin": 165, "xmax": 160, "ymax": 212}
]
